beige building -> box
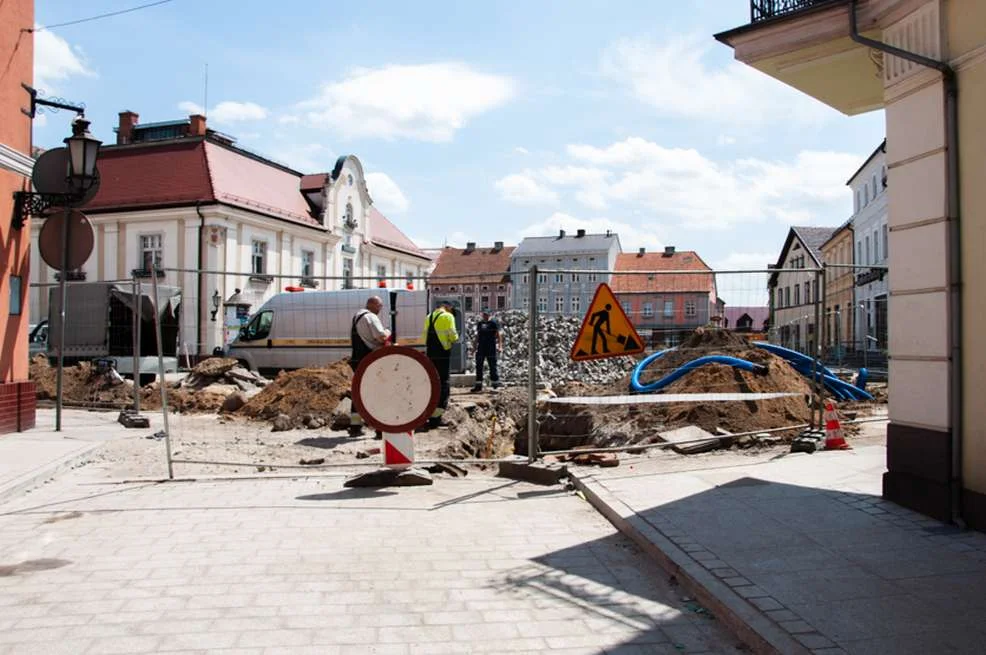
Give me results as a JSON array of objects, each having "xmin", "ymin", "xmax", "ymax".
[
  {"xmin": 820, "ymin": 222, "xmax": 855, "ymax": 357},
  {"xmin": 718, "ymin": 0, "xmax": 986, "ymax": 527},
  {"xmin": 768, "ymin": 227, "xmax": 836, "ymax": 354}
]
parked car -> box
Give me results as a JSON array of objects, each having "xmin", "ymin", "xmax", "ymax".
[{"xmin": 28, "ymin": 321, "xmax": 48, "ymax": 358}]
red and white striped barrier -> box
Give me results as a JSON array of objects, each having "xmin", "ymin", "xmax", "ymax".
[{"xmin": 383, "ymin": 432, "xmax": 414, "ymax": 469}]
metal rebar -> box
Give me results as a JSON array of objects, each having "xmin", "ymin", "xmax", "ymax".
[{"xmin": 150, "ymin": 269, "xmax": 174, "ymax": 479}]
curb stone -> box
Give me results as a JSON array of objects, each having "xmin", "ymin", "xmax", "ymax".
[{"xmin": 568, "ymin": 471, "xmax": 810, "ymax": 655}]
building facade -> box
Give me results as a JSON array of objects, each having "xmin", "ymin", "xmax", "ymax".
[
  {"xmin": 611, "ymin": 248, "xmax": 719, "ymax": 347},
  {"xmin": 0, "ymin": 0, "xmax": 36, "ymax": 434},
  {"xmin": 509, "ymin": 230, "xmax": 621, "ymax": 314},
  {"xmin": 428, "ymin": 242, "xmax": 514, "ymax": 313},
  {"xmin": 30, "ymin": 111, "xmax": 430, "ymax": 357},
  {"xmin": 768, "ymin": 226, "xmax": 837, "ymax": 354},
  {"xmin": 820, "ymin": 221, "xmax": 856, "ymax": 359},
  {"xmin": 717, "ymin": 0, "xmax": 986, "ymax": 526},
  {"xmin": 848, "ymin": 140, "xmax": 889, "ymax": 351}
]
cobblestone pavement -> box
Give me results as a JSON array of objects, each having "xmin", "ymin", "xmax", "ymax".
[{"xmin": 0, "ymin": 470, "xmax": 743, "ymax": 654}]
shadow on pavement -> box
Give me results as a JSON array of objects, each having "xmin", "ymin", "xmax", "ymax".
[
  {"xmin": 296, "ymin": 488, "xmax": 399, "ymax": 501},
  {"xmin": 295, "ymin": 435, "xmax": 354, "ymax": 449}
]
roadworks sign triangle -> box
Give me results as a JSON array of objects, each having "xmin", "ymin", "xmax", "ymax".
[{"xmin": 570, "ymin": 283, "xmax": 645, "ymax": 362}]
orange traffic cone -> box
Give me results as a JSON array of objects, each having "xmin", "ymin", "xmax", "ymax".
[{"xmin": 823, "ymin": 400, "xmax": 850, "ymax": 450}]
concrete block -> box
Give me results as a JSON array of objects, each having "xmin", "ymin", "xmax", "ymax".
[{"xmin": 496, "ymin": 457, "xmax": 567, "ymax": 486}]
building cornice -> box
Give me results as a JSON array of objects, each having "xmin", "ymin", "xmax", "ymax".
[{"xmin": 0, "ymin": 143, "xmax": 33, "ymax": 178}]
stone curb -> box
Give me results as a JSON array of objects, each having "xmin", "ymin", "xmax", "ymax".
[
  {"xmin": 0, "ymin": 442, "xmax": 102, "ymax": 506},
  {"xmin": 569, "ymin": 471, "xmax": 809, "ymax": 655}
]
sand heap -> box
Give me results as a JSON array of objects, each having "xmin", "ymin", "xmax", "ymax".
[
  {"xmin": 141, "ymin": 358, "xmax": 269, "ymax": 413},
  {"xmin": 541, "ymin": 329, "xmax": 815, "ymax": 450},
  {"xmin": 237, "ymin": 361, "xmax": 353, "ymax": 430},
  {"xmin": 30, "ymin": 354, "xmax": 136, "ymax": 408}
]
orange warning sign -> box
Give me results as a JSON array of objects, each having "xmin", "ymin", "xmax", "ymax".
[{"xmin": 570, "ymin": 283, "xmax": 645, "ymax": 362}]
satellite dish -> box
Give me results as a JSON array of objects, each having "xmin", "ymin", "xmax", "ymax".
[
  {"xmin": 31, "ymin": 147, "xmax": 100, "ymax": 206},
  {"xmin": 39, "ymin": 210, "xmax": 95, "ymax": 271}
]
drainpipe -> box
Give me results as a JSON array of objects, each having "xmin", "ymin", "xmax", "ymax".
[
  {"xmin": 849, "ymin": 0, "xmax": 964, "ymax": 526},
  {"xmin": 196, "ymin": 201, "xmax": 206, "ymax": 360}
]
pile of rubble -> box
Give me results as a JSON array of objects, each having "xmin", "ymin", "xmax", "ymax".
[
  {"xmin": 462, "ymin": 310, "xmax": 635, "ymax": 385},
  {"xmin": 143, "ymin": 357, "xmax": 268, "ymax": 413},
  {"xmin": 236, "ymin": 361, "xmax": 353, "ymax": 431},
  {"xmin": 31, "ymin": 354, "xmax": 135, "ymax": 408}
]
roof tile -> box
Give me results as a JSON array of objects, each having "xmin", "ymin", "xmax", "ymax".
[
  {"xmin": 430, "ymin": 245, "xmax": 516, "ymax": 284},
  {"xmin": 611, "ymin": 251, "xmax": 714, "ymax": 294}
]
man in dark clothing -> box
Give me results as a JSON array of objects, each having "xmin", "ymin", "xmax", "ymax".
[
  {"xmin": 348, "ymin": 296, "xmax": 390, "ymax": 438},
  {"xmin": 471, "ymin": 309, "xmax": 502, "ymax": 392}
]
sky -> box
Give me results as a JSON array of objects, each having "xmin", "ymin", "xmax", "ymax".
[{"xmin": 32, "ymin": 0, "xmax": 885, "ymax": 304}]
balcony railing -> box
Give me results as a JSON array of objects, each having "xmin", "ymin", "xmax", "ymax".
[{"xmin": 750, "ymin": 0, "xmax": 834, "ymax": 23}]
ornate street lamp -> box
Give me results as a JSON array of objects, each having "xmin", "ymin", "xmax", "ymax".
[
  {"xmin": 64, "ymin": 118, "xmax": 101, "ymax": 193},
  {"xmin": 211, "ymin": 290, "xmax": 221, "ymax": 321}
]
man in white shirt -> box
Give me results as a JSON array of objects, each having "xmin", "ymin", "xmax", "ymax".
[{"xmin": 349, "ymin": 296, "xmax": 391, "ymax": 437}]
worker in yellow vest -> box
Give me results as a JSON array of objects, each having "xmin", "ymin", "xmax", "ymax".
[{"xmin": 419, "ymin": 300, "xmax": 459, "ymax": 431}]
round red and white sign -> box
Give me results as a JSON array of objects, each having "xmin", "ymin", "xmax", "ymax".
[{"xmin": 351, "ymin": 346, "xmax": 440, "ymax": 433}]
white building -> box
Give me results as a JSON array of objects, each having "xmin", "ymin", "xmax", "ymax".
[
  {"xmin": 509, "ymin": 229, "xmax": 621, "ymax": 314},
  {"xmin": 847, "ymin": 140, "xmax": 889, "ymax": 350},
  {"xmin": 29, "ymin": 110, "xmax": 430, "ymax": 357}
]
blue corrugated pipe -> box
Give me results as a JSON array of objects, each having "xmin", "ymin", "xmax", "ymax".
[{"xmin": 630, "ymin": 354, "xmax": 767, "ymax": 394}]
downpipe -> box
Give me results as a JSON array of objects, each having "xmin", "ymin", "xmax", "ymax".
[{"xmin": 849, "ymin": 0, "xmax": 964, "ymax": 527}]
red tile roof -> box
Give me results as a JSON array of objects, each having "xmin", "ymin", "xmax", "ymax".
[
  {"xmin": 86, "ymin": 140, "xmax": 214, "ymax": 209},
  {"xmin": 430, "ymin": 245, "xmax": 516, "ymax": 284},
  {"xmin": 367, "ymin": 207, "xmax": 430, "ymax": 260},
  {"xmin": 611, "ymin": 251, "xmax": 714, "ymax": 294},
  {"xmin": 300, "ymin": 173, "xmax": 328, "ymax": 192},
  {"xmin": 86, "ymin": 139, "xmax": 320, "ymax": 227}
]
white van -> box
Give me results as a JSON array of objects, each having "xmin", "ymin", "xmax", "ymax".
[{"xmin": 225, "ymin": 288, "xmax": 430, "ymax": 373}]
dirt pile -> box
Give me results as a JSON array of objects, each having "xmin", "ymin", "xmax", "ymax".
[
  {"xmin": 31, "ymin": 354, "xmax": 136, "ymax": 408},
  {"xmin": 541, "ymin": 328, "xmax": 815, "ymax": 449},
  {"xmin": 237, "ymin": 361, "xmax": 353, "ymax": 430},
  {"xmin": 438, "ymin": 389, "xmax": 529, "ymax": 460}
]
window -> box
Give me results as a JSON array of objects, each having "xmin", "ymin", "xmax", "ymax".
[
  {"xmin": 587, "ymin": 273, "xmax": 598, "ymax": 282},
  {"xmin": 622, "ymin": 302, "xmax": 631, "ymax": 316},
  {"xmin": 537, "ymin": 274, "xmax": 547, "ymax": 284},
  {"xmin": 776, "ymin": 288, "xmax": 784, "ymax": 308},
  {"xmin": 882, "ymin": 224, "xmax": 889, "ymax": 260},
  {"xmin": 141, "ymin": 234, "xmax": 163, "ymax": 271},
  {"xmin": 464, "ymin": 296, "xmax": 473, "ymax": 312},
  {"xmin": 480, "ymin": 295, "xmax": 489, "ymax": 309},
  {"xmin": 663, "ymin": 300, "xmax": 674, "ymax": 318},
  {"xmin": 794, "ymin": 284, "xmax": 801, "ymax": 306},
  {"xmin": 804, "ymin": 281, "xmax": 811, "ymax": 305},
  {"xmin": 571, "ymin": 296, "xmax": 580, "ymax": 314},
  {"xmin": 865, "ymin": 236, "xmax": 871, "ymax": 265},
  {"xmin": 643, "ymin": 302, "xmax": 654, "ymax": 318},
  {"xmin": 301, "ymin": 250, "xmax": 314, "ymax": 278},
  {"xmin": 523, "ymin": 296, "xmax": 530, "ymax": 310},
  {"xmin": 872, "ymin": 173, "xmax": 878, "ymax": 196},
  {"xmin": 449, "ymin": 286, "xmax": 457, "ymax": 292},
  {"xmin": 342, "ymin": 258, "xmax": 353, "ymax": 289},
  {"xmin": 242, "ymin": 310, "xmax": 273, "ymax": 341},
  {"xmin": 554, "ymin": 273, "xmax": 564, "ymax": 283},
  {"xmin": 9, "ymin": 276, "xmax": 21, "ymax": 315},
  {"xmin": 537, "ymin": 297, "xmax": 547, "ymax": 312},
  {"xmin": 521, "ymin": 274, "xmax": 528, "ymax": 284},
  {"xmin": 251, "ymin": 240, "xmax": 267, "ymax": 275},
  {"xmin": 685, "ymin": 300, "xmax": 696, "ymax": 317},
  {"xmin": 857, "ymin": 242, "xmax": 862, "ymax": 266},
  {"xmin": 873, "ymin": 230, "xmax": 880, "ymax": 264},
  {"xmin": 406, "ymin": 271, "xmax": 415, "ymax": 287},
  {"xmin": 497, "ymin": 295, "xmax": 506, "ymax": 309},
  {"xmin": 571, "ymin": 273, "xmax": 580, "ymax": 282},
  {"xmin": 376, "ymin": 264, "xmax": 387, "ymax": 284},
  {"xmin": 855, "ymin": 190, "xmax": 860, "ymax": 213},
  {"xmin": 554, "ymin": 296, "xmax": 565, "ymax": 313},
  {"xmin": 785, "ymin": 287, "xmax": 791, "ymax": 307},
  {"xmin": 864, "ymin": 184, "xmax": 870, "ymax": 205}
]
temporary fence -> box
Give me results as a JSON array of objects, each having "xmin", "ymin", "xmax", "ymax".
[{"xmin": 32, "ymin": 261, "xmax": 888, "ymax": 477}]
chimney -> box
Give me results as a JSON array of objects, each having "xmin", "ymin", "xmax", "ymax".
[
  {"xmin": 117, "ymin": 110, "xmax": 139, "ymax": 145},
  {"xmin": 493, "ymin": 241, "xmax": 503, "ymax": 252},
  {"xmin": 576, "ymin": 229, "xmax": 586, "ymax": 238},
  {"xmin": 189, "ymin": 114, "xmax": 207, "ymax": 137},
  {"xmin": 637, "ymin": 247, "xmax": 645, "ymax": 257},
  {"xmin": 558, "ymin": 229, "xmax": 566, "ymax": 239},
  {"xmin": 465, "ymin": 241, "xmax": 476, "ymax": 253},
  {"xmin": 663, "ymin": 245, "xmax": 676, "ymax": 257},
  {"xmin": 605, "ymin": 229, "xmax": 612, "ymax": 237}
]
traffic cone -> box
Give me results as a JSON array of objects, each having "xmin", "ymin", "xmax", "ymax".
[{"xmin": 823, "ymin": 400, "xmax": 850, "ymax": 450}]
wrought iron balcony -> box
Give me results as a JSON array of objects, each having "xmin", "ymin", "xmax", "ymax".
[{"xmin": 750, "ymin": 0, "xmax": 836, "ymax": 23}]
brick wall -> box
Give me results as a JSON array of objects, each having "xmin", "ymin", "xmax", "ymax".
[{"xmin": 0, "ymin": 381, "xmax": 36, "ymax": 434}]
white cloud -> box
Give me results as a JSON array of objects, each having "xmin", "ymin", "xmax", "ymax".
[
  {"xmin": 34, "ymin": 29, "xmax": 95, "ymax": 91},
  {"xmin": 278, "ymin": 115, "xmax": 300, "ymax": 125},
  {"xmin": 521, "ymin": 212, "xmax": 667, "ymax": 252},
  {"xmin": 267, "ymin": 143, "xmax": 334, "ymax": 173},
  {"xmin": 717, "ymin": 135, "xmax": 737, "ymax": 146},
  {"xmin": 34, "ymin": 113, "xmax": 47, "ymax": 128},
  {"xmin": 531, "ymin": 136, "xmax": 864, "ymax": 229},
  {"xmin": 410, "ymin": 231, "xmax": 470, "ymax": 250},
  {"xmin": 177, "ymin": 100, "xmax": 268, "ymax": 122},
  {"xmin": 494, "ymin": 174, "xmax": 559, "ymax": 206},
  {"xmin": 178, "ymin": 101, "xmax": 205, "ymax": 115},
  {"xmin": 299, "ymin": 63, "xmax": 515, "ymax": 142},
  {"xmin": 366, "ymin": 172, "xmax": 409, "ymax": 214},
  {"xmin": 514, "ymin": 146, "xmax": 530, "ymax": 155},
  {"xmin": 600, "ymin": 35, "xmax": 834, "ymax": 127}
]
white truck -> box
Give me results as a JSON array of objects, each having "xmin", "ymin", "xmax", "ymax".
[{"xmin": 224, "ymin": 288, "xmax": 466, "ymax": 374}]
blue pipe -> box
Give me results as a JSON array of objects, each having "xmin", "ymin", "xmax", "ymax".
[
  {"xmin": 755, "ymin": 342, "xmax": 874, "ymax": 401},
  {"xmin": 630, "ymin": 354, "xmax": 767, "ymax": 394}
]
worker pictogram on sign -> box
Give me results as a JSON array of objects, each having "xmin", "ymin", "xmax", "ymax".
[{"xmin": 570, "ymin": 283, "xmax": 645, "ymax": 362}]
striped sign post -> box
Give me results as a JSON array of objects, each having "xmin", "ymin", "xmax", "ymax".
[{"xmin": 348, "ymin": 346, "xmax": 440, "ymax": 486}]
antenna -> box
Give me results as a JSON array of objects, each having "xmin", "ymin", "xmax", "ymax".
[{"xmin": 203, "ymin": 63, "xmax": 209, "ymax": 117}]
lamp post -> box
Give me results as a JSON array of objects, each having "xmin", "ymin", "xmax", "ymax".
[{"xmin": 210, "ymin": 290, "xmax": 221, "ymax": 322}]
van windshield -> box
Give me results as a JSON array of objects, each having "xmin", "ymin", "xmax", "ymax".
[{"xmin": 241, "ymin": 311, "xmax": 273, "ymax": 341}]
